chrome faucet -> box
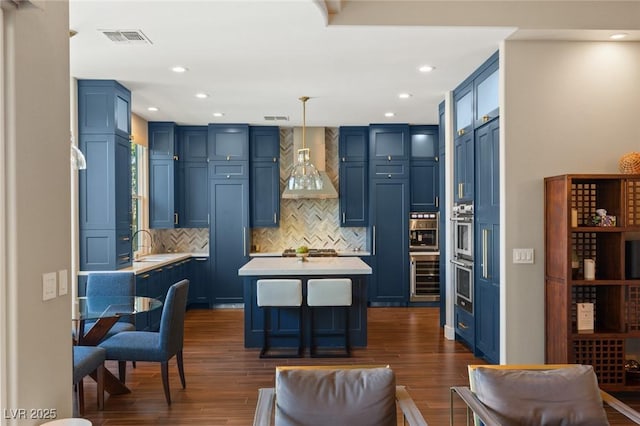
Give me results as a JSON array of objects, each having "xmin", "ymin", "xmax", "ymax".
[{"xmin": 132, "ymin": 229, "xmax": 154, "ymax": 258}]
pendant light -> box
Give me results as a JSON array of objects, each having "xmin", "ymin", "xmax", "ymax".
[{"xmin": 287, "ymin": 96, "xmax": 323, "ymax": 191}]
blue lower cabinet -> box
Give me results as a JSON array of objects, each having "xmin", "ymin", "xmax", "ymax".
[
  {"xmin": 135, "ymin": 271, "xmax": 153, "ymax": 330},
  {"xmin": 243, "ymin": 276, "xmax": 368, "ymax": 349},
  {"xmin": 188, "ymin": 257, "xmax": 210, "ymax": 306},
  {"xmin": 454, "ymin": 306, "xmax": 475, "ymax": 348}
]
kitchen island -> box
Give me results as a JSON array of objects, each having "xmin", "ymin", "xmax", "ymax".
[{"xmin": 239, "ymin": 256, "xmax": 372, "ymax": 349}]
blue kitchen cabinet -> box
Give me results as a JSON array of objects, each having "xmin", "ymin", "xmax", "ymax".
[
  {"xmin": 209, "ymin": 178, "xmax": 249, "ymax": 305},
  {"xmin": 78, "ymin": 80, "xmax": 133, "ymax": 271},
  {"xmin": 368, "ymin": 178, "xmax": 410, "ymax": 305},
  {"xmin": 455, "ymin": 305, "xmax": 475, "ymax": 347},
  {"xmin": 339, "ymin": 126, "xmax": 368, "ymax": 227},
  {"xmin": 369, "ymin": 124, "xmax": 410, "ymax": 179},
  {"xmin": 438, "ymin": 101, "xmax": 447, "ymax": 327},
  {"xmin": 179, "ymin": 126, "xmax": 208, "ymax": 162},
  {"xmin": 77, "ymin": 80, "xmax": 131, "ymax": 139},
  {"xmin": 149, "ymin": 122, "xmax": 176, "ymax": 160},
  {"xmin": 175, "ymin": 126, "xmax": 208, "ymax": 228},
  {"xmin": 473, "ymin": 52, "xmax": 499, "ymax": 128},
  {"xmin": 207, "ymin": 124, "xmax": 249, "ymax": 162},
  {"xmin": 149, "ymin": 122, "xmax": 177, "ymax": 228},
  {"xmin": 188, "ymin": 256, "xmax": 210, "ymax": 307},
  {"xmin": 474, "ymin": 118, "xmax": 500, "ymax": 364},
  {"xmin": 454, "ymin": 82, "xmax": 473, "ymax": 139},
  {"xmin": 409, "ymin": 125, "xmax": 439, "ymax": 212},
  {"xmin": 453, "ymin": 131, "xmax": 474, "ymax": 203},
  {"xmin": 250, "ymin": 126, "xmax": 280, "ymax": 228}
]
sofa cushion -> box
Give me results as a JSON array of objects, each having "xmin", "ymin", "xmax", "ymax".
[
  {"xmin": 275, "ymin": 367, "xmax": 396, "ymax": 426},
  {"xmin": 473, "ymin": 365, "xmax": 609, "ymax": 426}
]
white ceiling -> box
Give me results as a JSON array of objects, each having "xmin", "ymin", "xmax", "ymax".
[{"xmin": 69, "ymin": 0, "xmax": 638, "ymax": 127}]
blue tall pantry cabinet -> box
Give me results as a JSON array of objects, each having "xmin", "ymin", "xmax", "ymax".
[
  {"xmin": 368, "ymin": 124, "xmax": 410, "ymax": 306},
  {"xmin": 250, "ymin": 126, "xmax": 280, "ymax": 228},
  {"xmin": 339, "ymin": 126, "xmax": 368, "ymax": 227},
  {"xmin": 78, "ymin": 80, "xmax": 132, "ymax": 270},
  {"xmin": 208, "ymin": 124, "xmax": 250, "ymax": 305}
]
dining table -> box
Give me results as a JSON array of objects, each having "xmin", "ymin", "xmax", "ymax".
[{"xmin": 72, "ymin": 295, "xmax": 163, "ymax": 395}]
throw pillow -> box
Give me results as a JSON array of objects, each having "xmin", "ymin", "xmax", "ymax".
[
  {"xmin": 275, "ymin": 367, "xmax": 396, "ymax": 426},
  {"xmin": 473, "ymin": 365, "xmax": 609, "ymax": 426}
]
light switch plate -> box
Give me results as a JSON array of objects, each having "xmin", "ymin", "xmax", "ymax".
[
  {"xmin": 42, "ymin": 272, "xmax": 57, "ymax": 301},
  {"xmin": 513, "ymin": 248, "xmax": 535, "ymax": 264},
  {"xmin": 58, "ymin": 269, "xmax": 68, "ymax": 296}
]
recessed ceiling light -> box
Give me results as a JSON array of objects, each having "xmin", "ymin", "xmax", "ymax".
[
  {"xmin": 147, "ymin": 107, "xmax": 158, "ymax": 112},
  {"xmin": 195, "ymin": 93, "xmax": 209, "ymax": 99},
  {"xmin": 212, "ymin": 112, "xmax": 224, "ymax": 117},
  {"xmin": 418, "ymin": 65, "xmax": 435, "ymax": 73},
  {"xmin": 610, "ymin": 33, "xmax": 628, "ymax": 40},
  {"xmin": 398, "ymin": 93, "xmax": 411, "ymax": 99},
  {"xmin": 171, "ymin": 66, "xmax": 188, "ymax": 73},
  {"xmin": 384, "ymin": 112, "xmax": 395, "ymax": 118}
]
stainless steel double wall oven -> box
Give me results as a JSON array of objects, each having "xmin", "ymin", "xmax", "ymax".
[{"xmin": 451, "ymin": 203, "xmax": 474, "ymax": 313}]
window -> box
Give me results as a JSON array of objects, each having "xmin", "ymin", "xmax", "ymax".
[{"xmin": 131, "ymin": 141, "xmax": 149, "ymax": 256}]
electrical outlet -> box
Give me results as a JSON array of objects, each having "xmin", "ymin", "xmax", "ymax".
[
  {"xmin": 513, "ymin": 248, "xmax": 534, "ymax": 264},
  {"xmin": 58, "ymin": 269, "xmax": 68, "ymax": 296},
  {"xmin": 42, "ymin": 272, "xmax": 57, "ymax": 301}
]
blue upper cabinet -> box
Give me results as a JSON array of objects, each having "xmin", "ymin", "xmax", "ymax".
[
  {"xmin": 149, "ymin": 122, "xmax": 177, "ymax": 228},
  {"xmin": 369, "ymin": 124, "xmax": 410, "ymax": 180},
  {"xmin": 410, "ymin": 125, "xmax": 439, "ymax": 212},
  {"xmin": 78, "ymin": 80, "xmax": 131, "ymax": 139},
  {"xmin": 474, "ymin": 52, "xmax": 499, "ymax": 128},
  {"xmin": 179, "ymin": 126, "xmax": 208, "ymax": 162},
  {"xmin": 369, "ymin": 124, "xmax": 410, "ymax": 162},
  {"xmin": 149, "ymin": 122, "xmax": 176, "ymax": 160},
  {"xmin": 250, "ymin": 126, "xmax": 280, "ymax": 163},
  {"xmin": 176, "ymin": 126, "xmax": 209, "ymax": 228},
  {"xmin": 250, "ymin": 126, "xmax": 280, "ymax": 227},
  {"xmin": 454, "ymin": 132, "xmax": 474, "ymax": 203},
  {"xmin": 339, "ymin": 126, "xmax": 368, "ymax": 162},
  {"xmin": 454, "ymin": 82, "xmax": 473, "ymax": 139},
  {"xmin": 339, "ymin": 126, "xmax": 368, "ymax": 227},
  {"xmin": 207, "ymin": 124, "xmax": 249, "ymax": 162}
]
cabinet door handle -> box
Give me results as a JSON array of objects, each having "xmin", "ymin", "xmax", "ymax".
[
  {"xmin": 458, "ymin": 183, "xmax": 463, "ymax": 199},
  {"xmin": 273, "ymin": 212, "xmax": 277, "ymax": 224},
  {"xmin": 458, "ymin": 129, "xmax": 465, "ymax": 136},
  {"xmin": 273, "ymin": 157, "xmax": 277, "ymax": 163},
  {"xmin": 226, "ymin": 175, "xmax": 231, "ymax": 179},
  {"xmin": 372, "ymin": 225, "xmax": 376, "ymax": 256},
  {"xmin": 243, "ymin": 227, "xmax": 247, "ymax": 257},
  {"xmin": 174, "ymin": 213, "xmax": 178, "ymax": 225},
  {"xmin": 173, "ymin": 155, "xmax": 179, "ymax": 161},
  {"xmin": 387, "ymin": 155, "xmax": 392, "ymax": 161},
  {"xmin": 342, "ymin": 212, "xmax": 346, "ymax": 224},
  {"xmin": 387, "ymin": 174, "xmax": 392, "ymax": 179},
  {"xmin": 435, "ymin": 196, "xmax": 439, "ymax": 208},
  {"xmin": 207, "ymin": 213, "xmax": 210, "ymax": 225},
  {"xmin": 482, "ymin": 115, "xmax": 490, "ymax": 123},
  {"xmin": 458, "ymin": 322, "xmax": 468, "ymax": 330},
  {"xmin": 226, "ymin": 155, "xmax": 231, "ymax": 161},
  {"xmin": 342, "ymin": 157, "xmax": 345, "ymax": 162},
  {"xmin": 482, "ymin": 228, "xmax": 489, "ymax": 279}
]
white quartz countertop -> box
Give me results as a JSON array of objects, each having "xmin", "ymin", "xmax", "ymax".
[
  {"xmin": 249, "ymin": 250, "xmax": 371, "ymax": 257},
  {"xmin": 79, "ymin": 252, "xmax": 208, "ymax": 276},
  {"xmin": 238, "ymin": 256, "xmax": 372, "ymax": 276}
]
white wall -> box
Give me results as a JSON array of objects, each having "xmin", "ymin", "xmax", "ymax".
[
  {"xmin": 502, "ymin": 40, "xmax": 640, "ymax": 363},
  {"xmin": 2, "ymin": 1, "xmax": 72, "ymax": 422}
]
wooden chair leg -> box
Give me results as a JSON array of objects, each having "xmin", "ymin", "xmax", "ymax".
[
  {"xmin": 161, "ymin": 361, "xmax": 171, "ymax": 405},
  {"xmin": 77, "ymin": 378, "xmax": 85, "ymax": 416},
  {"xmin": 176, "ymin": 351, "xmax": 186, "ymax": 389},
  {"xmin": 96, "ymin": 364, "xmax": 105, "ymax": 410},
  {"xmin": 118, "ymin": 360, "xmax": 127, "ymax": 382}
]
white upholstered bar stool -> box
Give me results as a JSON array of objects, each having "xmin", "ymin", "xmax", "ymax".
[
  {"xmin": 307, "ymin": 278, "xmax": 352, "ymax": 357},
  {"xmin": 256, "ymin": 279, "xmax": 303, "ymax": 358}
]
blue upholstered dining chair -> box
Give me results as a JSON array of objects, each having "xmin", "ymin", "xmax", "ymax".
[
  {"xmin": 73, "ymin": 345, "xmax": 106, "ymax": 415},
  {"xmin": 80, "ymin": 272, "xmax": 136, "ymax": 342},
  {"xmin": 99, "ymin": 279, "xmax": 190, "ymax": 405}
]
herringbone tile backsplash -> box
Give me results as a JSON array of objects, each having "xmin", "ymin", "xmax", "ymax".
[{"xmin": 149, "ymin": 127, "xmax": 368, "ymax": 254}]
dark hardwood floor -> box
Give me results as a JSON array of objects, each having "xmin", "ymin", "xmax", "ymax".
[{"xmin": 80, "ymin": 307, "xmax": 640, "ymax": 425}]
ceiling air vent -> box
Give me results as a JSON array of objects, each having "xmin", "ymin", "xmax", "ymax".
[
  {"xmin": 264, "ymin": 116, "xmax": 289, "ymax": 122},
  {"xmin": 100, "ymin": 30, "xmax": 152, "ymax": 45}
]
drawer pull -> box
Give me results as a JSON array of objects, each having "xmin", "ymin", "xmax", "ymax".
[{"xmin": 458, "ymin": 322, "xmax": 468, "ymax": 330}]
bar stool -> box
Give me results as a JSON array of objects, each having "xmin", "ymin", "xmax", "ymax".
[
  {"xmin": 307, "ymin": 278, "xmax": 352, "ymax": 357},
  {"xmin": 256, "ymin": 279, "xmax": 303, "ymax": 358}
]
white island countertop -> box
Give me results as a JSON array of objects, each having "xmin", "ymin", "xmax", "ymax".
[{"xmin": 238, "ymin": 256, "xmax": 372, "ymax": 276}]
